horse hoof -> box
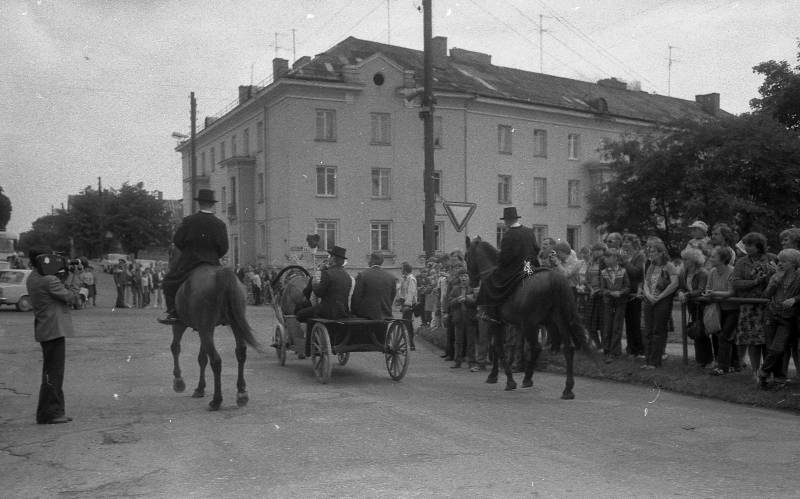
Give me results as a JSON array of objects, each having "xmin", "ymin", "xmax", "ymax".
[
  {"xmin": 208, "ymin": 399, "xmax": 222, "ymax": 411},
  {"xmin": 236, "ymin": 392, "xmax": 249, "ymax": 407},
  {"xmin": 561, "ymin": 391, "xmax": 575, "ymax": 400},
  {"xmin": 173, "ymin": 378, "xmax": 186, "ymax": 393},
  {"xmin": 522, "ymin": 379, "xmax": 533, "ymax": 388},
  {"xmin": 192, "ymin": 389, "xmax": 205, "ymax": 398},
  {"xmin": 486, "ymin": 375, "xmax": 498, "ymax": 384},
  {"xmin": 505, "ymin": 381, "xmax": 517, "ymax": 391}
]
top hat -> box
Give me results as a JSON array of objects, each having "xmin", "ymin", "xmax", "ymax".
[
  {"xmin": 194, "ymin": 189, "xmax": 218, "ymax": 204},
  {"xmin": 688, "ymin": 220, "xmax": 708, "ymax": 233},
  {"xmin": 327, "ymin": 245, "xmax": 347, "ymax": 260},
  {"xmin": 500, "ymin": 207, "xmax": 521, "ymax": 220}
]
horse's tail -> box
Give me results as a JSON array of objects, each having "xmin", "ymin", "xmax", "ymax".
[
  {"xmin": 553, "ymin": 272, "xmax": 590, "ymax": 351},
  {"xmin": 220, "ymin": 268, "xmax": 264, "ymax": 353}
]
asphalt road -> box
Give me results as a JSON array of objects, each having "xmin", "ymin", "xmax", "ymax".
[{"xmin": 1, "ymin": 271, "xmax": 798, "ymax": 498}]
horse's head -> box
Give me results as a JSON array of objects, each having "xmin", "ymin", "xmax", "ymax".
[{"xmin": 465, "ymin": 236, "xmax": 497, "ymax": 288}]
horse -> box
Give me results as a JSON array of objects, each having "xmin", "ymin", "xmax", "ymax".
[
  {"xmin": 269, "ymin": 265, "xmax": 312, "ymax": 359},
  {"xmin": 169, "ymin": 263, "xmax": 263, "ymax": 411},
  {"xmin": 465, "ymin": 236, "xmax": 590, "ymax": 399}
]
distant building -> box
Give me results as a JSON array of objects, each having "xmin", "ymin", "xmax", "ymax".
[{"xmin": 176, "ymin": 36, "xmax": 723, "ymax": 268}]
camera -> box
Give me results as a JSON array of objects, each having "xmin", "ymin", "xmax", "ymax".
[{"xmin": 35, "ymin": 253, "xmax": 69, "ymax": 277}]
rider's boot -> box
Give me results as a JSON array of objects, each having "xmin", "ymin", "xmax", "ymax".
[{"xmin": 157, "ymin": 295, "xmax": 181, "ymax": 325}]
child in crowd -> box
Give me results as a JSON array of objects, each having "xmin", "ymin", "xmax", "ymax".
[
  {"xmin": 447, "ymin": 268, "xmax": 477, "ymax": 369},
  {"xmin": 600, "ymin": 248, "xmax": 630, "ymax": 361}
]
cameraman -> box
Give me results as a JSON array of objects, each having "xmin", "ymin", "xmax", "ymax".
[{"xmin": 26, "ymin": 247, "xmax": 79, "ymax": 424}]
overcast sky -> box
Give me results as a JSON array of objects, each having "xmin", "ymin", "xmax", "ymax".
[{"xmin": 1, "ymin": 0, "xmax": 797, "ymax": 235}]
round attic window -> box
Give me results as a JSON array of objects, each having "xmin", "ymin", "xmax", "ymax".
[{"xmin": 373, "ymin": 73, "xmax": 385, "ymax": 86}]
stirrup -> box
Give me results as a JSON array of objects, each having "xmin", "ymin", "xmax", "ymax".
[{"xmin": 477, "ymin": 311, "xmax": 502, "ymax": 325}]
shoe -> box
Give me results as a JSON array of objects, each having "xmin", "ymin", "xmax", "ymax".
[
  {"xmin": 450, "ymin": 362, "xmax": 462, "ymax": 369},
  {"xmin": 635, "ymin": 355, "xmax": 646, "ymax": 360},
  {"xmin": 470, "ymin": 365, "xmax": 486, "ymax": 372},
  {"xmin": 640, "ymin": 364, "xmax": 655, "ymax": 370},
  {"xmin": 157, "ymin": 313, "xmax": 181, "ymax": 325},
  {"xmin": 439, "ymin": 353, "xmax": 448, "ymax": 358},
  {"xmin": 604, "ymin": 356, "xmax": 614, "ymax": 364},
  {"xmin": 443, "ymin": 356, "xmax": 454, "ymax": 362},
  {"xmin": 710, "ymin": 368, "xmax": 726, "ymax": 376},
  {"xmin": 40, "ymin": 416, "xmax": 72, "ymax": 424}
]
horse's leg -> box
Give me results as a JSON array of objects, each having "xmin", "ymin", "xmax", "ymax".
[
  {"xmin": 486, "ymin": 321, "xmax": 500, "ymax": 384},
  {"xmin": 502, "ymin": 325, "xmax": 517, "ymax": 391},
  {"xmin": 562, "ymin": 345, "xmax": 576, "ymax": 400},
  {"xmin": 171, "ymin": 325, "xmax": 187, "ymax": 393},
  {"xmin": 192, "ymin": 343, "xmax": 207, "ymax": 398},
  {"xmin": 522, "ymin": 322, "xmax": 543, "ymax": 388},
  {"xmin": 199, "ymin": 331, "xmax": 223, "ymax": 410},
  {"xmin": 234, "ymin": 336, "xmax": 249, "ymax": 407}
]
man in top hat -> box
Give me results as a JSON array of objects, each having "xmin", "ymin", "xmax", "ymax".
[
  {"xmin": 158, "ymin": 189, "xmax": 229, "ymax": 325},
  {"xmin": 296, "ymin": 245, "xmax": 354, "ymax": 323},
  {"xmin": 478, "ymin": 207, "xmax": 540, "ymax": 318}
]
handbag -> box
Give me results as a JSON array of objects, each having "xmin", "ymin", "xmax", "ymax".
[
  {"xmin": 686, "ymin": 320, "xmax": 705, "ymax": 340},
  {"xmin": 702, "ymin": 303, "xmax": 722, "ymax": 334}
]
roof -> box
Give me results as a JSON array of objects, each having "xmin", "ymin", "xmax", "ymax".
[{"xmin": 287, "ymin": 36, "xmax": 726, "ymax": 125}]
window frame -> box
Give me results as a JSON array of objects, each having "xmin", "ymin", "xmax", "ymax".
[
  {"xmin": 371, "ymin": 168, "xmax": 391, "ymax": 199},
  {"xmin": 497, "ymin": 174, "xmax": 512, "ymax": 204},
  {"xmin": 316, "ymin": 220, "xmax": 338, "ymax": 251},
  {"xmin": 316, "ymin": 165, "xmax": 337, "ymax": 197},
  {"xmin": 243, "ymin": 128, "xmax": 250, "ymax": 156},
  {"xmin": 370, "ymin": 221, "xmax": 392, "ymax": 253},
  {"xmin": 533, "ymin": 129, "xmax": 548, "ymax": 158},
  {"xmin": 568, "ymin": 179, "xmax": 581, "ymax": 207},
  {"xmin": 567, "ymin": 225, "xmax": 581, "ymax": 252},
  {"xmin": 257, "ymin": 172, "xmax": 265, "ymax": 203},
  {"xmin": 315, "ymin": 109, "xmax": 337, "ymax": 142},
  {"xmin": 533, "ymin": 177, "xmax": 547, "ymax": 206},
  {"xmin": 498, "ymin": 124, "xmax": 513, "ymax": 154},
  {"xmin": 568, "ymin": 133, "xmax": 581, "ymax": 160},
  {"xmin": 370, "ymin": 112, "xmax": 392, "ymax": 145},
  {"xmin": 434, "ymin": 115, "xmax": 443, "ymax": 148},
  {"xmin": 432, "ymin": 170, "xmax": 442, "ymax": 199}
]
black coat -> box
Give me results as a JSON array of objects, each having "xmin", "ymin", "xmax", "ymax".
[
  {"xmin": 172, "ymin": 211, "xmax": 229, "ymax": 273},
  {"xmin": 351, "ymin": 266, "xmax": 397, "ymax": 320},
  {"xmin": 496, "ymin": 225, "xmax": 540, "ymax": 283},
  {"xmin": 309, "ymin": 264, "xmax": 353, "ymax": 319}
]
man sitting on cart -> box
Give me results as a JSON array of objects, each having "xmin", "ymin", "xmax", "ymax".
[
  {"xmin": 296, "ymin": 246, "xmax": 354, "ymax": 323},
  {"xmin": 351, "ymin": 252, "xmax": 397, "ymax": 320}
]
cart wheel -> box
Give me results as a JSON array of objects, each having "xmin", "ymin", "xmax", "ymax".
[
  {"xmin": 385, "ymin": 321, "xmax": 410, "ymax": 381},
  {"xmin": 337, "ymin": 352, "xmax": 350, "ymax": 366},
  {"xmin": 310, "ymin": 323, "xmax": 332, "ymax": 383},
  {"xmin": 273, "ymin": 324, "xmax": 287, "ymax": 366}
]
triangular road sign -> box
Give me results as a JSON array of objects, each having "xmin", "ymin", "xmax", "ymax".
[{"xmin": 442, "ymin": 200, "xmax": 477, "ymax": 233}]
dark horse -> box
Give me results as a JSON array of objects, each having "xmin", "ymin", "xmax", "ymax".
[
  {"xmin": 170, "ymin": 263, "xmax": 263, "ymax": 410},
  {"xmin": 465, "ymin": 236, "xmax": 590, "ymax": 399}
]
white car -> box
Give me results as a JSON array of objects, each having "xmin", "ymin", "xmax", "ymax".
[{"xmin": 0, "ymin": 269, "xmax": 33, "ymax": 311}]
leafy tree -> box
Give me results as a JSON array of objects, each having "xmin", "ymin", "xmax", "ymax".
[
  {"xmin": 751, "ymin": 40, "xmax": 800, "ymax": 131},
  {"xmin": 0, "ymin": 186, "xmax": 11, "ymax": 231},
  {"xmin": 20, "ymin": 211, "xmax": 72, "ymax": 255},
  {"xmin": 587, "ymin": 114, "xmax": 800, "ymax": 254},
  {"xmin": 68, "ymin": 186, "xmax": 111, "ymax": 258},
  {"xmin": 106, "ymin": 182, "xmax": 171, "ymax": 258}
]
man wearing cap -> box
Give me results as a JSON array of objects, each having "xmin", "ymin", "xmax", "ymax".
[
  {"xmin": 351, "ymin": 252, "xmax": 397, "ymax": 320},
  {"xmin": 158, "ymin": 189, "xmax": 229, "ymax": 325},
  {"xmin": 296, "ymin": 245, "xmax": 354, "ymax": 322},
  {"xmin": 685, "ymin": 220, "xmax": 710, "ymax": 255},
  {"xmin": 478, "ymin": 207, "xmax": 540, "ymax": 318}
]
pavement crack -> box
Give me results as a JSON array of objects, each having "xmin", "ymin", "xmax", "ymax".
[
  {"xmin": 56, "ymin": 469, "xmax": 165, "ymax": 497},
  {"xmin": 0, "ymin": 385, "xmax": 32, "ymax": 396}
]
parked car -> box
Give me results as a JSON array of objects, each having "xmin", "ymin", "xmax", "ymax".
[
  {"xmin": 101, "ymin": 253, "xmax": 130, "ymax": 273},
  {"xmin": 0, "ymin": 269, "xmax": 33, "ymax": 311}
]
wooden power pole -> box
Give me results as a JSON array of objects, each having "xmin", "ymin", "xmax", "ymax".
[
  {"xmin": 190, "ymin": 92, "xmax": 197, "ymax": 213},
  {"xmin": 422, "ymin": 0, "xmax": 436, "ymax": 258}
]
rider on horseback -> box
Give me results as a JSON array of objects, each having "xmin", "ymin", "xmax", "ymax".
[
  {"xmin": 478, "ymin": 206, "xmax": 540, "ymax": 322},
  {"xmin": 158, "ymin": 189, "xmax": 229, "ymax": 325}
]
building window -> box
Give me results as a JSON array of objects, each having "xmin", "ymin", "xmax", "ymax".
[
  {"xmin": 315, "ymin": 109, "xmax": 336, "ymax": 141},
  {"xmin": 498, "ymin": 125, "xmax": 512, "ymax": 154},
  {"xmin": 432, "ymin": 170, "xmax": 442, "ymax": 199},
  {"xmin": 434, "ymin": 116, "xmax": 443, "ymax": 148},
  {"xmin": 423, "ymin": 222, "xmax": 444, "ymax": 252},
  {"xmin": 370, "ymin": 113, "xmax": 391, "ymax": 145},
  {"xmin": 229, "ymin": 176, "xmax": 237, "ymax": 215},
  {"xmin": 497, "ymin": 175, "xmax": 512, "ymax": 204},
  {"xmin": 316, "ymin": 165, "xmax": 337, "ymax": 197},
  {"xmin": 220, "ymin": 141, "xmax": 226, "ymax": 161},
  {"xmin": 256, "ymin": 121, "xmax": 264, "ymax": 151},
  {"xmin": 243, "ymin": 128, "xmax": 250, "ymax": 156},
  {"xmin": 568, "ymin": 180, "xmax": 581, "ymax": 207},
  {"xmin": 232, "ymin": 236, "xmax": 239, "ymax": 267},
  {"xmin": 371, "ymin": 221, "xmax": 392, "ymax": 252},
  {"xmin": 496, "ymin": 224, "xmax": 508, "ymax": 248},
  {"xmin": 567, "ymin": 225, "xmax": 581, "ymax": 251},
  {"xmin": 371, "ymin": 168, "xmax": 391, "ymax": 198},
  {"xmin": 258, "ymin": 224, "xmax": 267, "ymax": 255},
  {"xmin": 533, "ymin": 129, "xmax": 547, "ymax": 158},
  {"xmin": 316, "ymin": 220, "xmax": 337, "ymax": 251},
  {"xmin": 532, "ymin": 224, "xmax": 548, "ymax": 243},
  {"xmin": 257, "ymin": 172, "xmax": 265, "ymax": 203},
  {"xmin": 210, "ymin": 147, "xmax": 215, "ymax": 172},
  {"xmin": 231, "ymin": 134, "xmax": 237, "ymax": 157},
  {"xmin": 200, "ymin": 151, "xmax": 206, "ymax": 176},
  {"xmin": 221, "ymin": 186, "xmax": 227, "ymax": 213},
  {"xmin": 568, "ymin": 133, "xmax": 581, "ymax": 160},
  {"xmin": 533, "ymin": 177, "xmax": 547, "ymax": 206}
]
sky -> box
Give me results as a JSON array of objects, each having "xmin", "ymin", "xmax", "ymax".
[{"xmin": 1, "ymin": 0, "xmax": 797, "ymax": 235}]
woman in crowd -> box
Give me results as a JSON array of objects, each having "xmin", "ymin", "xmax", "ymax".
[
  {"xmin": 677, "ymin": 247, "xmax": 710, "ymax": 367},
  {"xmin": 709, "ymin": 223, "xmax": 738, "ymax": 268},
  {"xmin": 732, "ymin": 232, "xmax": 775, "ymax": 378},
  {"xmin": 621, "ymin": 233, "xmax": 645, "ymax": 358},
  {"xmin": 604, "ymin": 232, "xmax": 623, "ymax": 250},
  {"xmin": 758, "ymin": 248, "xmax": 800, "ymax": 387},
  {"xmin": 704, "ymin": 246, "xmax": 738, "ymax": 375},
  {"xmin": 641, "ymin": 239, "xmax": 679, "ymax": 369},
  {"xmin": 582, "ymin": 242, "xmax": 607, "ymax": 348}
]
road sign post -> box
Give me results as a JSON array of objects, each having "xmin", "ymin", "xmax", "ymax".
[{"xmin": 442, "ymin": 200, "xmax": 476, "ymax": 233}]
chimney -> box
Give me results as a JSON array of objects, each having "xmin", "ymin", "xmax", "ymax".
[
  {"xmin": 238, "ymin": 85, "xmax": 252, "ymax": 105},
  {"xmin": 432, "ymin": 36, "xmax": 447, "ymax": 67},
  {"xmin": 292, "ymin": 56, "xmax": 311, "ymax": 69},
  {"xmin": 272, "ymin": 58, "xmax": 289, "ymax": 79},
  {"xmin": 204, "ymin": 116, "xmax": 218, "ymax": 127},
  {"xmin": 695, "ymin": 93, "xmax": 720, "ymax": 116},
  {"xmin": 597, "ymin": 77, "xmax": 627, "ymax": 90},
  {"xmin": 450, "ymin": 47, "xmax": 491, "ymax": 66}
]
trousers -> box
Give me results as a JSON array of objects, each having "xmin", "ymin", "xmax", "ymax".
[{"xmin": 37, "ymin": 337, "xmax": 66, "ymax": 424}]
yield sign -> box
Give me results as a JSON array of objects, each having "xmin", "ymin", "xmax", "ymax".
[{"xmin": 442, "ymin": 200, "xmax": 476, "ymax": 232}]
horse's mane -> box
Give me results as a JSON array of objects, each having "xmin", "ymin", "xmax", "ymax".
[{"xmin": 469, "ymin": 238, "xmax": 498, "ymax": 263}]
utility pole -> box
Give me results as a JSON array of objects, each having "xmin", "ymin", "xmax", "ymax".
[
  {"xmin": 422, "ymin": 0, "xmax": 435, "ymax": 258},
  {"xmin": 539, "ymin": 14, "xmax": 546, "ymax": 73},
  {"xmin": 291, "ymin": 28, "xmax": 296, "ymax": 62},
  {"xmin": 190, "ymin": 92, "xmax": 197, "ymax": 213},
  {"xmin": 387, "ymin": 0, "xmax": 391, "ymax": 44},
  {"xmin": 667, "ymin": 45, "xmax": 679, "ymax": 96}
]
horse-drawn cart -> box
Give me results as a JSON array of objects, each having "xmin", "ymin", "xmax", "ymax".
[{"xmin": 270, "ymin": 266, "xmax": 411, "ymax": 383}]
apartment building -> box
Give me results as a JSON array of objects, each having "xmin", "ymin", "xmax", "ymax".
[{"xmin": 176, "ymin": 36, "xmax": 722, "ymax": 269}]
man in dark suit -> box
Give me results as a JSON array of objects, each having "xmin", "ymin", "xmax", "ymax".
[
  {"xmin": 27, "ymin": 247, "xmax": 80, "ymax": 424},
  {"xmin": 296, "ymin": 246, "xmax": 353, "ymax": 322},
  {"xmin": 158, "ymin": 189, "xmax": 229, "ymax": 324},
  {"xmin": 351, "ymin": 252, "xmax": 397, "ymax": 320},
  {"xmin": 479, "ymin": 206, "xmax": 540, "ymax": 315}
]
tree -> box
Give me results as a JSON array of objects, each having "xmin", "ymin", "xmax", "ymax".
[
  {"xmin": 20, "ymin": 211, "xmax": 72, "ymax": 255},
  {"xmin": 750, "ymin": 40, "xmax": 800, "ymax": 131},
  {"xmin": 67, "ymin": 186, "xmax": 111, "ymax": 258},
  {"xmin": 587, "ymin": 114, "xmax": 800, "ymax": 254},
  {"xmin": 0, "ymin": 186, "xmax": 11, "ymax": 231},
  {"xmin": 106, "ymin": 182, "xmax": 171, "ymax": 258}
]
